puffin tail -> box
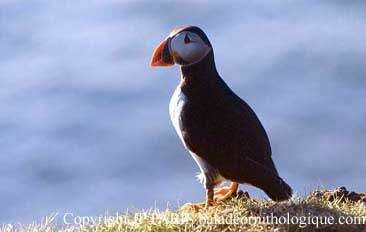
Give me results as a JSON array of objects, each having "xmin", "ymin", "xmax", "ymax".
[
  {"xmin": 261, "ymin": 176, "xmax": 293, "ymax": 202},
  {"xmin": 238, "ymin": 156, "xmax": 293, "ymax": 201}
]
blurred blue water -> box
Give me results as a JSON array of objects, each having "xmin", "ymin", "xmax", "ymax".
[{"xmin": 0, "ymin": 1, "xmax": 365, "ymax": 223}]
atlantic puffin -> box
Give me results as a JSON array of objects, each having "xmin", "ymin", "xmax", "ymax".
[{"xmin": 150, "ymin": 26, "xmax": 292, "ymax": 208}]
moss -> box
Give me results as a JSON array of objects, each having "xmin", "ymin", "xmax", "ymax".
[{"xmin": 3, "ymin": 188, "xmax": 366, "ymax": 232}]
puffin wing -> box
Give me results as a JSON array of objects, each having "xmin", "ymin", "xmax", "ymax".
[
  {"xmin": 181, "ymin": 89, "xmax": 277, "ymax": 177},
  {"xmin": 180, "ymin": 82, "xmax": 292, "ymax": 200}
]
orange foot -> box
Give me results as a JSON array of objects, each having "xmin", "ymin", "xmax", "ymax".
[
  {"xmin": 214, "ymin": 182, "xmax": 239, "ymax": 202},
  {"xmin": 179, "ymin": 200, "xmax": 221, "ymax": 212},
  {"xmin": 179, "ymin": 202, "xmax": 205, "ymax": 212}
]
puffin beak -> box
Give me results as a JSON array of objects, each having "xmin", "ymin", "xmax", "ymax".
[{"xmin": 150, "ymin": 38, "xmax": 174, "ymax": 67}]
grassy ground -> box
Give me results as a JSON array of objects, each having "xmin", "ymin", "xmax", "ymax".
[{"xmin": 2, "ymin": 188, "xmax": 366, "ymax": 232}]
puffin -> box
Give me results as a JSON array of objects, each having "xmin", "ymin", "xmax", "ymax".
[{"xmin": 150, "ymin": 26, "xmax": 292, "ymax": 208}]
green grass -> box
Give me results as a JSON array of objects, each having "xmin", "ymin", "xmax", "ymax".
[{"xmin": 2, "ymin": 188, "xmax": 366, "ymax": 232}]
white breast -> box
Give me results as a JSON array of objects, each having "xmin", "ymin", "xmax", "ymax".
[
  {"xmin": 169, "ymin": 86, "xmax": 225, "ymax": 187},
  {"xmin": 169, "ymin": 86, "xmax": 187, "ymax": 147}
]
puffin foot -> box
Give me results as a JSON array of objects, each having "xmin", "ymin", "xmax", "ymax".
[
  {"xmin": 179, "ymin": 200, "xmax": 220, "ymax": 212},
  {"xmin": 205, "ymin": 199, "xmax": 220, "ymax": 209},
  {"xmin": 179, "ymin": 202, "xmax": 205, "ymax": 212},
  {"xmin": 214, "ymin": 182, "xmax": 239, "ymax": 202},
  {"xmin": 180, "ymin": 186, "xmax": 225, "ymax": 212}
]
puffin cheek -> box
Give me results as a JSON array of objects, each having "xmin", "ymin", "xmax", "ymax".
[
  {"xmin": 171, "ymin": 50, "xmax": 189, "ymax": 66},
  {"xmin": 183, "ymin": 44, "xmax": 207, "ymax": 64}
]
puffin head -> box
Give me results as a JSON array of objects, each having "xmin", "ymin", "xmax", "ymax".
[{"xmin": 150, "ymin": 26, "xmax": 212, "ymax": 67}]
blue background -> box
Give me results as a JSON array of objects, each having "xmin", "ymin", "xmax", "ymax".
[{"xmin": 0, "ymin": 1, "xmax": 365, "ymax": 223}]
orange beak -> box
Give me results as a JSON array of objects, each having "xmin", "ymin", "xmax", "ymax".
[{"xmin": 150, "ymin": 38, "xmax": 174, "ymax": 67}]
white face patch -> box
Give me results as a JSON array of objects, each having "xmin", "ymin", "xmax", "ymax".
[{"xmin": 170, "ymin": 31, "xmax": 211, "ymax": 65}]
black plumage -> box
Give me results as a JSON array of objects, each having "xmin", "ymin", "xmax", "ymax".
[{"xmin": 152, "ymin": 26, "xmax": 292, "ymax": 205}]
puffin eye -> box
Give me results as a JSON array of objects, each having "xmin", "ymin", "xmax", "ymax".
[{"xmin": 184, "ymin": 34, "xmax": 191, "ymax": 44}]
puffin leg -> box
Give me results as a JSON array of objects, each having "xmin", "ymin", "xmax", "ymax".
[
  {"xmin": 214, "ymin": 182, "xmax": 239, "ymax": 201},
  {"xmin": 205, "ymin": 187, "xmax": 221, "ymax": 208},
  {"xmin": 179, "ymin": 187, "xmax": 219, "ymax": 212},
  {"xmin": 205, "ymin": 187, "xmax": 214, "ymax": 208}
]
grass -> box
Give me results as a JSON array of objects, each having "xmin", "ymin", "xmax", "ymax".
[{"xmin": 2, "ymin": 188, "xmax": 365, "ymax": 232}]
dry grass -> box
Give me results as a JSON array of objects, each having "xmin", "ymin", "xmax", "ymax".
[{"xmin": 2, "ymin": 188, "xmax": 366, "ymax": 232}]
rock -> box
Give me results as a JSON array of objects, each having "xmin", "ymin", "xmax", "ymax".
[
  {"xmin": 237, "ymin": 190, "xmax": 250, "ymax": 199},
  {"xmin": 308, "ymin": 187, "xmax": 366, "ymax": 204}
]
